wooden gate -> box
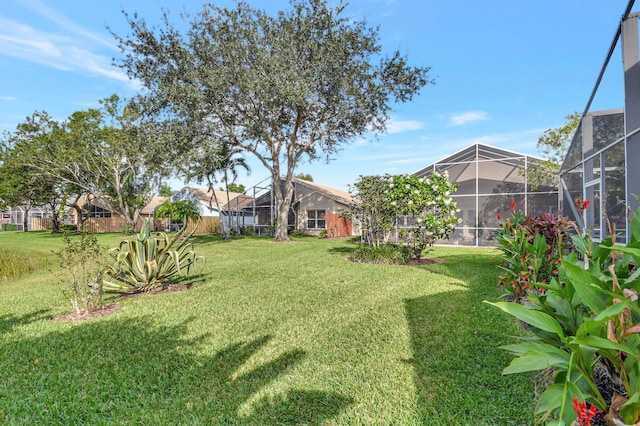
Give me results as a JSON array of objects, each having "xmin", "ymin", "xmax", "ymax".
[{"xmin": 327, "ymin": 213, "xmax": 352, "ymax": 238}]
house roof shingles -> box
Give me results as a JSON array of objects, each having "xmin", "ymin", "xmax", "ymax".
[{"xmin": 292, "ymin": 178, "xmax": 352, "ymax": 205}]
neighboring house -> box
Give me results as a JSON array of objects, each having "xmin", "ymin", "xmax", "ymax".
[
  {"xmin": 65, "ymin": 195, "xmax": 168, "ymax": 233},
  {"xmin": 139, "ymin": 196, "xmax": 168, "ymax": 231},
  {"xmin": 252, "ymin": 178, "xmax": 354, "ymax": 238},
  {"xmin": 414, "ymin": 143, "xmax": 558, "ymax": 246},
  {"xmin": 171, "ymin": 187, "xmax": 254, "ymax": 234},
  {"xmin": 0, "ymin": 204, "xmax": 57, "ymax": 231}
]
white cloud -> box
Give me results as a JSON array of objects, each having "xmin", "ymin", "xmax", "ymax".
[
  {"xmin": 352, "ymin": 137, "xmax": 370, "ymax": 146},
  {"xmin": 0, "ymin": 17, "xmax": 134, "ymax": 86},
  {"xmin": 17, "ymin": 0, "xmax": 118, "ymax": 51},
  {"xmin": 385, "ymin": 118, "xmax": 424, "ymax": 134},
  {"xmin": 447, "ymin": 111, "xmax": 490, "ymax": 127},
  {"xmin": 1, "ymin": 96, "xmax": 17, "ymax": 101}
]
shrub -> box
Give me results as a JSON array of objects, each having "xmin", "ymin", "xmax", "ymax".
[
  {"xmin": 2, "ymin": 223, "xmax": 18, "ymax": 231},
  {"xmin": 103, "ymin": 219, "xmax": 205, "ymax": 293},
  {"xmin": 62, "ymin": 224, "xmax": 78, "ymax": 232},
  {"xmin": 318, "ymin": 229, "xmax": 328, "ymax": 239},
  {"xmin": 347, "ymin": 173, "xmax": 460, "ymax": 259},
  {"xmin": 350, "ymin": 243, "xmax": 411, "ymax": 265},
  {"xmin": 56, "ymin": 230, "xmax": 105, "ymax": 315},
  {"xmin": 121, "ymin": 223, "xmax": 135, "ymax": 236},
  {"xmin": 488, "ymin": 205, "xmax": 640, "ymax": 425}
]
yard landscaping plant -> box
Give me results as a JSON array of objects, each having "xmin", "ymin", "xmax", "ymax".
[{"xmin": 491, "ymin": 201, "xmax": 640, "ymax": 425}]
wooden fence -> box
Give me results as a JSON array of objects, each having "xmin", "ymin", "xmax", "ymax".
[{"xmin": 30, "ymin": 216, "xmax": 221, "ymax": 235}]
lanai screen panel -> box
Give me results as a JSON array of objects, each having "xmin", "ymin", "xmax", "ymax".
[
  {"xmin": 558, "ymin": 2, "xmax": 640, "ymax": 243},
  {"xmin": 415, "ymin": 143, "xmax": 558, "ymax": 246}
]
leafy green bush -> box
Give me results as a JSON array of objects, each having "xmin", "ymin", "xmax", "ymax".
[
  {"xmin": 488, "ymin": 205, "xmax": 640, "ymax": 425},
  {"xmin": 121, "ymin": 223, "xmax": 135, "ymax": 236},
  {"xmin": 62, "ymin": 224, "xmax": 78, "ymax": 232},
  {"xmin": 0, "ymin": 248, "xmax": 37, "ymax": 280},
  {"xmin": 2, "ymin": 223, "xmax": 18, "ymax": 231},
  {"xmin": 318, "ymin": 229, "xmax": 328, "ymax": 239},
  {"xmin": 350, "ymin": 243, "xmax": 411, "ymax": 265},
  {"xmin": 103, "ymin": 219, "xmax": 205, "ymax": 293}
]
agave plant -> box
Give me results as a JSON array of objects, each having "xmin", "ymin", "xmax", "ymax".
[{"xmin": 103, "ymin": 219, "xmax": 204, "ymax": 293}]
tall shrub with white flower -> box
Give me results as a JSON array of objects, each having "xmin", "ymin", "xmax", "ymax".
[{"xmin": 385, "ymin": 173, "xmax": 459, "ymax": 259}]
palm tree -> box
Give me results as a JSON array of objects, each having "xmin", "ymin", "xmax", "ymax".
[
  {"xmin": 202, "ymin": 145, "xmax": 250, "ymax": 240},
  {"xmin": 183, "ymin": 140, "xmax": 250, "ymax": 240},
  {"xmin": 218, "ymin": 144, "xmax": 250, "ymax": 234}
]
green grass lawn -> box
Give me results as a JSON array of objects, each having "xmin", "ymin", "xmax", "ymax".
[{"xmin": 0, "ymin": 231, "xmax": 535, "ymax": 425}]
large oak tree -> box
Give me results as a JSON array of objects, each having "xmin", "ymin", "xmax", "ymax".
[{"xmin": 113, "ymin": 0, "xmax": 432, "ymax": 240}]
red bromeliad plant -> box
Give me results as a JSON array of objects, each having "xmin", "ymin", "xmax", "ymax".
[{"xmin": 572, "ymin": 397, "xmax": 601, "ymax": 426}]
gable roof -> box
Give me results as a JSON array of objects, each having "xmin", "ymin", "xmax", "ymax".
[
  {"xmin": 140, "ymin": 196, "xmax": 168, "ymax": 215},
  {"xmin": 292, "ymin": 178, "xmax": 352, "ymax": 205},
  {"xmin": 413, "ymin": 142, "xmax": 548, "ymax": 178}
]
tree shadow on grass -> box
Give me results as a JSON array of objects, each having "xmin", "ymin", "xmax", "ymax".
[
  {"xmin": 0, "ymin": 309, "xmax": 51, "ymax": 335},
  {"xmin": 326, "ymin": 246, "xmax": 356, "ymax": 255},
  {"xmin": 0, "ymin": 316, "xmax": 352, "ymax": 424},
  {"xmin": 417, "ymin": 253, "xmax": 502, "ymax": 287},
  {"xmin": 403, "ymin": 252, "xmax": 536, "ymax": 425}
]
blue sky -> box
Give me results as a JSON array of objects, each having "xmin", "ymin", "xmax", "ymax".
[{"xmin": 0, "ymin": 0, "xmax": 634, "ymax": 192}]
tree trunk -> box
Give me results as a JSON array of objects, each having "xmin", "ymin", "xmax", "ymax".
[
  {"xmin": 224, "ymin": 171, "xmax": 233, "ymax": 234},
  {"xmin": 273, "ymin": 175, "xmax": 294, "ymax": 242},
  {"xmin": 23, "ymin": 205, "xmax": 29, "ymax": 232},
  {"xmin": 51, "ymin": 211, "xmax": 60, "ymax": 234},
  {"xmin": 209, "ymin": 187, "xmax": 229, "ymax": 240},
  {"xmin": 73, "ymin": 204, "xmax": 86, "ymax": 230}
]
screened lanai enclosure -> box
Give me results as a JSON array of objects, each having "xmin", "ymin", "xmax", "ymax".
[
  {"xmin": 414, "ymin": 143, "xmax": 558, "ymax": 246},
  {"xmin": 559, "ymin": 2, "xmax": 640, "ymax": 243}
]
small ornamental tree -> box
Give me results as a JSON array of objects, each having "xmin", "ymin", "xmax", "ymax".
[
  {"xmin": 385, "ymin": 173, "xmax": 459, "ymax": 259},
  {"xmin": 348, "ymin": 175, "xmax": 394, "ymax": 247}
]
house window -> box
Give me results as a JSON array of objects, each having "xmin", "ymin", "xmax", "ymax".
[
  {"xmin": 88, "ymin": 205, "xmax": 112, "ymax": 218},
  {"xmin": 307, "ymin": 210, "xmax": 326, "ymax": 229}
]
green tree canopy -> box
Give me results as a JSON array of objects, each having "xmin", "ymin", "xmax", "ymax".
[
  {"xmin": 295, "ymin": 173, "xmax": 314, "ymax": 182},
  {"xmin": 0, "ymin": 111, "xmax": 70, "ymax": 232},
  {"xmin": 113, "ymin": 0, "xmax": 432, "ymax": 241},
  {"xmin": 155, "ymin": 200, "xmax": 201, "ymax": 227},
  {"xmin": 12, "ymin": 95, "xmax": 175, "ymax": 231},
  {"xmin": 221, "ymin": 183, "xmax": 246, "ymax": 194},
  {"xmin": 529, "ymin": 112, "xmax": 581, "ymax": 188},
  {"xmin": 158, "ymin": 183, "xmax": 175, "ymax": 197}
]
